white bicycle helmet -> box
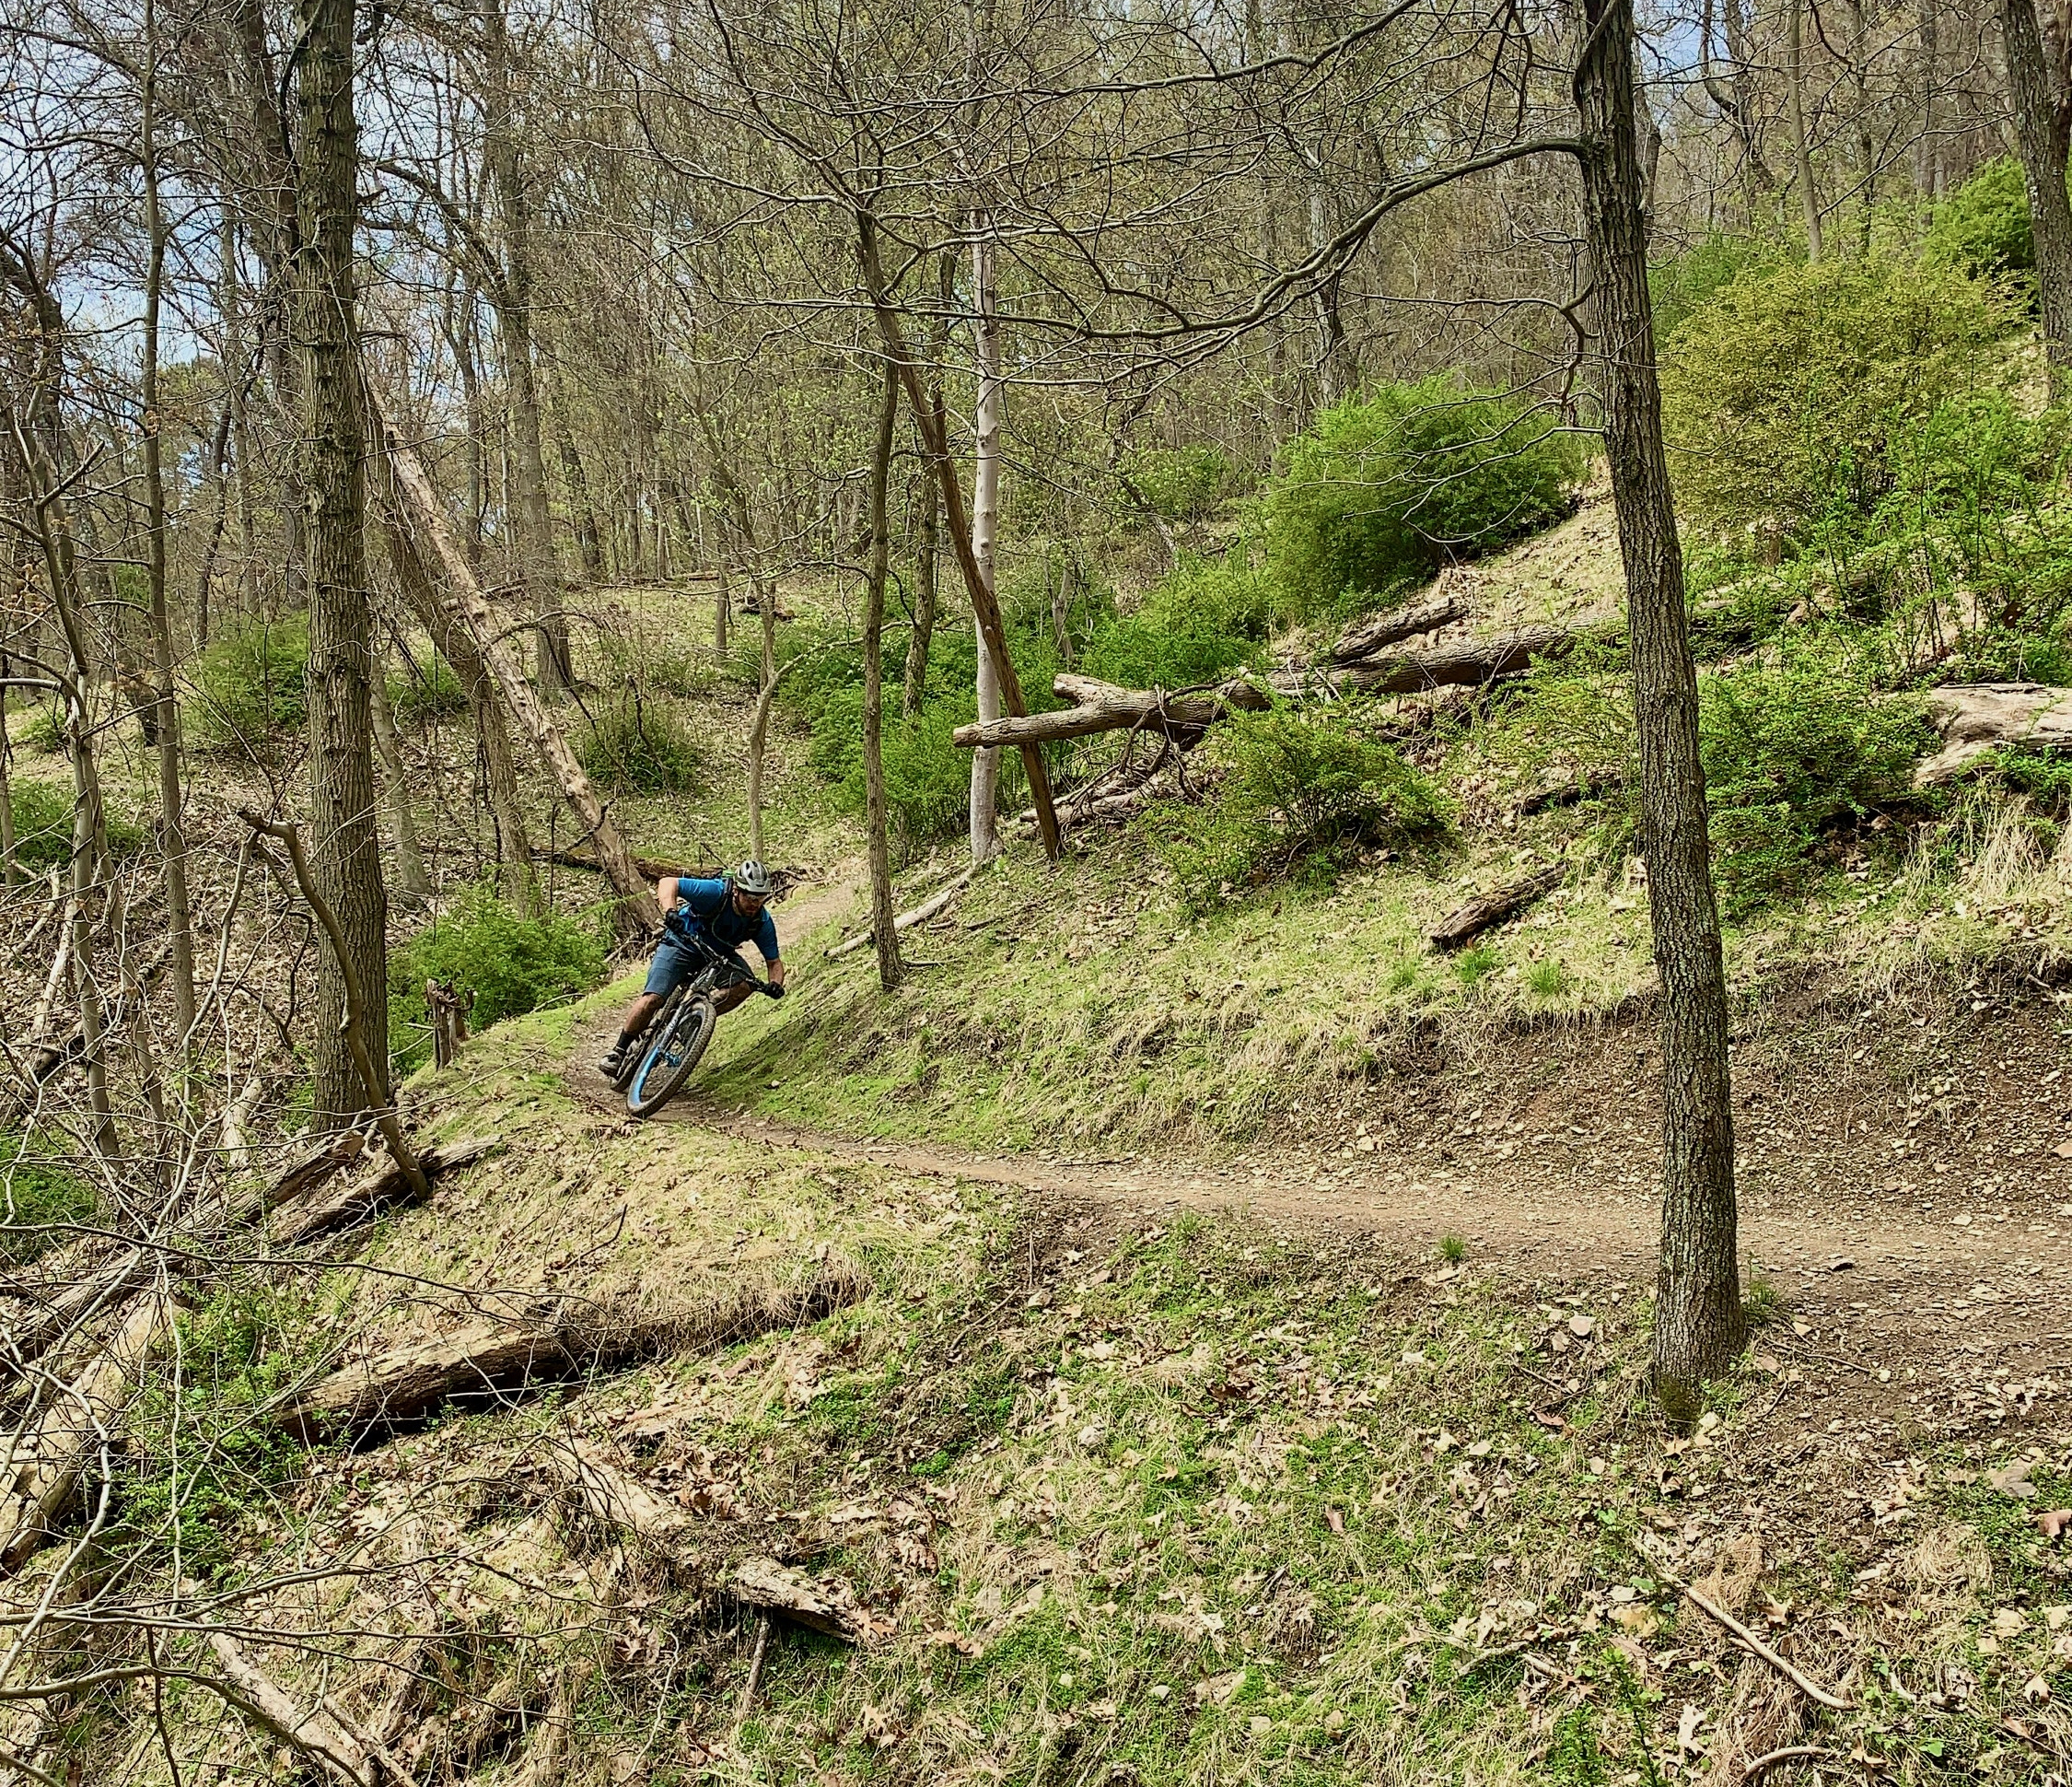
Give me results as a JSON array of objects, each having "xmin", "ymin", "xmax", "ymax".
[{"xmin": 731, "ymin": 858, "xmax": 775, "ymax": 897}]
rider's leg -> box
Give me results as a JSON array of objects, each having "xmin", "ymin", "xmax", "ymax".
[
  {"xmin": 710, "ymin": 982, "xmax": 752, "ymax": 1016},
  {"xmin": 599, "ymin": 936, "xmax": 688, "ymax": 1072}
]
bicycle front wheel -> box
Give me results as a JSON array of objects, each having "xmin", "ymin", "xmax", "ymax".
[{"xmin": 625, "ymin": 994, "xmax": 718, "ymax": 1119}]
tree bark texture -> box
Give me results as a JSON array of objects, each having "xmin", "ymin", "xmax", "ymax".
[
  {"xmin": 292, "ymin": 0, "xmax": 390, "ymax": 1129},
  {"xmin": 1574, "ymin": 0, "xmax": 1743, "ymax": 1397},
  {"xmin": 1786, "ymin": 0, "xmax": 1824, "ymax": 259},
  {"xmin": 904, "ymin": 466, "xmax": 940, "ymax": 716},
  {"xmin": 367, "ymin": 659, "xmax": 432, "ymax": 904},
  {"xmin": 863, "ymin": 360, "xmax": 904, "ymax": 991},
  {"xmin": 1997, "ymin": 0, "xmax": 2072, "ymax": 400},
  {"xmin": 969, "ymin": 224, "xmax": 1005, "ymax": 867}
]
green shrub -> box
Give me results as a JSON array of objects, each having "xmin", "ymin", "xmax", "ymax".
[
  {"xmin": 1082, "ymin": 556, "xmax": 1268, "ymax": 691},
  {"xmin": 118, "ymin": 1280, "xmax": 315, "ymax": 1582},
  {"xmin": 390, "ymin": 883, "xmax": 608, "ymax": 1068},
  {"xmin": 576, "ymin": 695, "xmax": 703, "ymax": 793},
  {"xmin": 0, "ymin": 1131, "xmax": 96, "ymax": 1266},
  {"xmin": 1650, "ymin": 231, "xmax": 1787, "ymax": 339},
  {"xmin": 809, "ymin": 684, "xmax": 973, "ymax": 854},
  {"xmin": 1925, "ymin": 157, "xmax": 2036, "ymax": 284},
  {"xmin": 389, "ymin": 652, "xmax": 469, "ymax": 727},
  {"xmin": 1158, "ymin": 700, "xmax": 1450, "ymax": 910},
  {"xmin": 1263, "ymin": 376, "xmax": 1585, "ymax": 616},
  {"xmin": 193, "ymin": 614, "xmax": 310, "ymax": 745},
  {"xmin": 1700, "ymin": 660, "xmax": 1930, "ymax": 914},
  {"xmin": 1659, "ymin": 255, "xmax": 2017, "ymax": 542},
  {"xmin": 1120, "ymin": 442, "xmax": 1239, "ymax": 524},
  {"xmin": 8, "ymin": 777, "xmax": 146, "ymax": 872}
]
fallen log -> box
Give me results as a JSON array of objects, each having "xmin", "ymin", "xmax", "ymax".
[
  {"xmin": 829, "ymin": 870, "xmax": 974, "ymax": 958},
  {"xmin": 1915, "ymin": 683, "xmax": 2072, "ymax": 786},
  {"xmin": 1, "ymin": 1246, "xmax": 152, "ymax": 1383},
  {"xmin": 263, "ymin": 1129, "xmax": 371, "ymax": 1210},
  {"xmin": 0, "ymin": 1292, "xmax": 177, "ymax": 1571},
  {"xmin": 545, "ymin": 1437, "xmax": 697, "ymax": 1554},
  {"xmin": 949, "ymin": 672, "xmax": 1269, "ymax": 751},
  {"xmin": 205, "ymin": 1625, "xmax": 402, "ymax": 1786},
  {"xmin": 1513, "ymin": 770, "xmax": 1624, "ymax": 818},
  {"xmin": 1429, "ymin": 865, "xmax": 1566, "ymax": 951},
  {"xmin": 1325, "ymin": 591, "xmax": 1472, "ymax": 665},
  {"xmin": 268, "ymin": 1133, "xmax": 503, "ymax": 1249},
  {"xmin": 280, "ymin": 1265, "xmax": 872, "ymax": 1442},
  {"xmin": 728, "ymin": 1556, "xmax": 887, "ymax": 1644},
  {"xmin": 1330, "ymin": 624, "xmax": 1574, "ymax": 696}
]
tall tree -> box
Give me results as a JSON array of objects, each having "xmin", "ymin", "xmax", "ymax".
[
  {"xmin": 1996, "ymin": 0, "xmax": 2072, "ymax": 399},
  {"xmin": 291, "ymin": 0, "xmax": 390, "ymax": 1127},
  {"xmin": 1573, "ymin": 0, "xmax": 1742, "ymax": 1399},
  {"xmin": 863, "ymin": 357, "xmax": 903, "ymax": 991}
]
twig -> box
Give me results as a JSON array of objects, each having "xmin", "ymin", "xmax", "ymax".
[
  {"xmin": 1675, "ymin": 1580, "xmax": 1854, "ymax": 1711},
  {"xmin": 733, "ymin": 1613, "xmax": 771, "ymax": 1738},
  {"xmin": 829, "ymin": 868, "xmax": 975, "ymax": 958},
  {"xmin": 1741, "ymin": 1744, "xmax": 1839, "ymax": 1781}
]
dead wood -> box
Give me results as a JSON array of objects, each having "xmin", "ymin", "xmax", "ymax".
[
  {"xmin": 1325, "ymin": 591, "xmax": 1473, "ymax": 664},
  {"xmin": 0, "ymin": 1246, "xmax": 151, "ymax": 1383},
  {"xmin": 1915, "ymin": 683, "xmax": 2072, "ymax": 786},
  {"xmin": 545, "ymin": 1436, "xmax": 698, "ymax": 1554},
  {"xmin": 205, "ymin": 1625, "xmax": 405, "ymax": 1786},
  {"xmin": 280, "ymin": 1265, "xmax": 871, "ymax": 1442},
  {"xmin": 0, "ymin": 1292, "xmax": 176, "ymax": 1572},
  {"xmin": 264, "ymin": 1129, "xmax": 371, "ymax": 1210},
  {"xmin": 1429, "ymin": 865, "xmax": 1566, "ymax": 950},
  {"xmin": 1328, "ymin": 624, "xmax": 1574, "ymax": 695},
  {"xmin": 828, "ymin": 869, "xmax": 974, "ymax": 958},
  {"xmin": 268, "ymin": 1133, "xmax": 503, "ymax": 1249},
  {"xmin": 1514, "ymin": 770, "xmax": 1624, "ymax": 817},
  {"xmin": 728, "ymin": 1556, "xmax": 884, "ymax": 1643},
  {"xmin": 950, "ymin": 672, "xmax": 1270, "ymax": 751}
]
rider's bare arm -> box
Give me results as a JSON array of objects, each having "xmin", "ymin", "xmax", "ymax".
[{"xmin": 656, "ymin": 875, "xmax": 680, "ymax": 908}]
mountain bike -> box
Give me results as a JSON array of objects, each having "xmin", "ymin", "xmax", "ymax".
[{"xmin": 614, "ymin": 929, "xmax": 780, "ymax": 1120}]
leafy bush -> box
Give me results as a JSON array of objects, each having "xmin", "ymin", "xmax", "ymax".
[
  {"xmin": 576, "ymin": 695, "xmax": 703, "ymax": 793},
  {"xmin": 0, "ymin": 1131, "xmax": 96, "ymax": 1267},
  {"xmin": 1650, "ymin": 231, "xmax": 1787, "ymax": 339},
  {"xmin": 1158, "ymin": 700, "xmax": 1451, "ymax": 910},
  {"xmin": 1925, "ymin": 157, "xmax": 2036, "ymax": 284},
  {"xmin": 389, "ymin": 652, "xmax": 469, "ymax": 727},
  {"xmin": 1120, "ymin": 442, "xmax": 1239, "ymax": 524},
  {"xmin": 1659, "ymin": 255, "xmax": 2017, "ymax": 542},
  {"xmin": 390, "ymin": 882, "xmax": 608, "ymax": 1068},
  {"xmin": 809, "ymin": 685, "xmax": 974, "ymax": 854},
  {"xmin": 9, "ymin": 777, "xmax": 146, "ymax": 872},
  {"xmin": 118, "ymin": 1281, "xmax": 314, "ymax": 1581},
  {"xmin": 1700, "ymin": 660, "xmax": 1930, "ymax": 914},
  {"xmin": 1263, "ymin": 376, "xmax": 1585, "ymax": 616},
  {"xmin": 1082, "ymin": 556, "xmax": 1269, "ymax": 691},
  {"xmin": 193, "ymin": 613, "xmax": 310, "ymax": 745}
]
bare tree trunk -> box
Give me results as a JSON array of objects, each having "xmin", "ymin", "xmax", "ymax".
[
  {"xmin": 138, "ymin": 10, "xmax": 199, "ymax": 1057},
  {"xmin": 1574, "ymin": 0, "xmax": 1742, "ymax": 1402},
  {"xmin": 1787, "ymin": 0, "xmax": 1824, "ymax": 259},
  {"xmin": 903, "ymin": 466, "xmax": 939, "ymax": 716},
  {"xmin": 969, "ymin": 223, "xmax": 1003, "ymax": 867},
  {"xmin": 293, "ymin": 0, "xmax": 390, "ymax": 1128},
  {"xmin": 714, "ymin": 558, "xmax": 731, "ymax": 658},
  {"xmin": 1916, "ymin": 0, "xmax": 1944, "ymax": 196},
  {"xmin": 368, "ymin": 658, "xmax": 431, "ymax": 904},
  {"xmin": 1998, "ymin": 0, "xmax": 2072, "ymax": 401},
  {"xmin": 194, "ymin": 399, "xmax": 233, "ymax": 642},
  {"xmin": 548, "ymin": 356, "xmax": 606, "ymax": 584},
  {"xmin": 748, "ymin": 574, "xmax": 776, "ymax": 859},
  {"xmin": 863, "ymin": 360, "xmax": 903, "ymax": 991}
]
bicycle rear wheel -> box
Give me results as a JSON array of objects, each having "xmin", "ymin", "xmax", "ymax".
[{"xmin": 625, "ymin": 994, "xmax": 718, "ymax": 1118}]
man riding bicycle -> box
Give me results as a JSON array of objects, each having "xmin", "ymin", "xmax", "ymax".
[{"xmin": 599, "ymin": 859, "xmax": 786, "ymax": 1079}]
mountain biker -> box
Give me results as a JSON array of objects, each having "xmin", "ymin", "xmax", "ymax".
[{"xmin": 599, "ymin": 859, "xmax": 786, "ymax": 1079}]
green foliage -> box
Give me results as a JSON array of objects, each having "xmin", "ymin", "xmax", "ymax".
[
  {"xmin": 22, "ymin": 701, "xmax": 64, "ymax": 755},
  {"xmin": 118, "ymin": 1281, "xmax": 315, "ymax": 1582},
  {"xmin": 1924, "ymin": 157, "xmax": 2036, "ymax": 284},
  {"xmin": 8, "ymin": 777, "xmax": 145, "ymax": 871},
  {"xmin": 599, "ymin": 629, "xmax": 719, "ymax": 700},
  {"xmin": 1648, "ymin": 231, "xmax": 1787, "ymax": 339},
  {"xmin": 576, "ymin": 695, "xmax": 703, "ymax": 793},
  {"xmin": 1263, "ymin": 376, "xmax": 1585, "ymax": 616},
  {"xmin": 1158, "ymin": 699, "xmax": 1450, "ymax": 911},
  {"xmin": 809, "ymin": 685, "xmax": 973, "ymax": 854},
  {"xmin": 388, "ymin": 652, "xmax": 469, "ymax": 727},
  {"xmin": 1700, "ymin": 660, "xmax": 1930, "ymax": 914},
  {"xmin": 193, "ymin": 613, "xmax": 310, "ymax": 745},
  {"xmin": 1659, "ymin": 255, "xmax": 2017, "ymax": 542},
  {"xmin": 390, "ymin": 883, "xmax": 608, "ymax": 1068},
  {"xmin": 0, "ymin": 1131, "xmax": 96, "ymax": 1267},
  {"xmin": 1081, "ymin": 555, "xmax": 1269, "ymax": 691},
  {"xmin": 1120, "ymin": 441, "xmax": 1238, "ymax": 523}
]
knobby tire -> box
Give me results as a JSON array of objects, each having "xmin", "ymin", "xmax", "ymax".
[{"xmin": 626, "ymin": 993, "xmax": 718, "ymax": 1118}]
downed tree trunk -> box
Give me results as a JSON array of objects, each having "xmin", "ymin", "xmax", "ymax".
[
  {"xmin": 263, "ymin": 1129, "xmax": 371, "ymax": 1209},
  {"xmin": 949, "ymin": 672, "xmax": 1269, "ymax": 751},
  {"xmin": 205, "ymin": 1625, "xmax": 401, "ymax": 1787},
  {"xmin": 1513, "ymin": 770, "xmax": 1624, "ymax": 817},
  {"xmin": 728, "ymin": 1555, "xmax": 886, "ymax": 1644},
  {"xmin": 280, "ymin": 1265, "xmax": 872, "ymax": 1442},
  {"xmin": 268, "ymin": 1133, "xmax": 504, "ymax": 1248},
  {"xmin": 1915, "ymin": 683, "xmax": 2072, "ymax": 786},
  {"xmin": 1, "ymin": 1246, "xmax": 151, "ymax": 1383},
  {"xmin": 545, "ymin": 1437, "xmax": 697, "ymax": 1554},
  {"xmin": 1429, "ymin": 865, "xmax": 1566, "ymax": 951},
  {"xmin": 1328, "ymin": 624, "xmax": 1574, "ymax": 695},
  {"xmin": 828, "ymin": 869, "xmax": 974, "ymax": 958},
  {"xmin": 368, "ymin": 391, "xmax": 660, "ymax": 937},
  {"xmin": 1325, "ymin": 591, "xmax": 1473, "ymax": 665},
  {"xmin": 0, "ymin": 1292, "xmax": 176, "ymax": 1571}
]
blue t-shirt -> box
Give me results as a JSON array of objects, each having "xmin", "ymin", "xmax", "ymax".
[{"xmin": 669, "ymin": 876, "xmax": 780, "ymax": 963}]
